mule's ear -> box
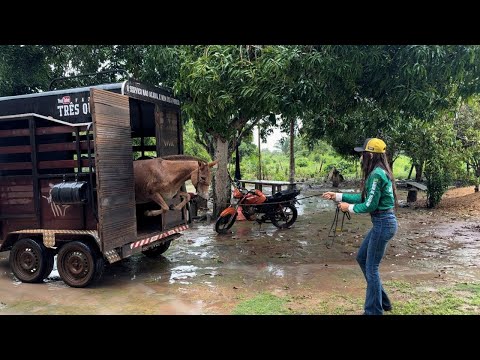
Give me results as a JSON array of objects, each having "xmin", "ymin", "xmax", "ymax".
[{"xmin": 208, "ymin": 160, "xmax": 219, "ymax": 168}]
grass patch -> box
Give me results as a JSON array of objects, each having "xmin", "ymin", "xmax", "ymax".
[
  {"xmin": 454, "ymin": 282, "xmax": 480, "ymax": 307},
  {"xmin": 230, "ymin": 281, "xmax": 480, "ymax": 315},
  {"xmin": 384, "ymin": 280, "xmax": 414, "ymax": 294},
  {"xmin": 385, "ymin": 280, "xmax": 480, "ymax": 315},
  {"xmin": 231, "ymin": 292, "xmax": 363, "ymax": 315},
  {"xmin": 313, "ymin": 294, "xmax": 362, "ymax": 315},
  {"xmin": 232, "ymin": 293, "xmax": 292, "ymax": 315}
]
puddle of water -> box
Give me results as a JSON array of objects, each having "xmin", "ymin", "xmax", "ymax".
[
  {"xmin": 188, "ymin": 236, "xmax": 211, "ymax": 247},
  {"xmin": 425, "ymin": 220, "xmax": 480, "ymax": 267},
  {"xmin": 169, "ymin": 265, "xmax": 198, "ymax": 284},
  {"xmin": 266, "ymin": 264, "xmax": 285, "ymax": 278}
]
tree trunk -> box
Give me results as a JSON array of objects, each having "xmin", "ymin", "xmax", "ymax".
[
  {"xmin": 257, "ymin": 126, "xmax": 262, "ymax": 180},
  {"xmin": 234, "ymin": 141, "xmax": 241, "ymax": 180},
  {"xmin": 407, "ymin": 164, "xmax": 414, "ymax": 180},
  {"xmin": 289, "ymin": 118, "xmax": 295, "ymax": 185},
  {"xmin": 475, "ymin": 165, "xmax": 480, "ymax": 192},
  {"xmin": 415, "ymin": 163, "xmax": 423, "ymax": 182},
  {"xmin": 213, "ymin": 136, "xmax": 230, "ymax": 218},
  {"xmin": 386, "ymin": 151, "xmax": 394, "ymax": 173}
]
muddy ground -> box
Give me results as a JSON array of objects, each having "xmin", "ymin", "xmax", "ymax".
[{"xmin": 1, "ymin": 185, "xmax": 479, "ymax": 315}]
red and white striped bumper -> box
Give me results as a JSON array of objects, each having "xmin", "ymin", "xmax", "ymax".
[{"xmin": 130, "ymin": 224, "xmax": 189, "ymax": 249}]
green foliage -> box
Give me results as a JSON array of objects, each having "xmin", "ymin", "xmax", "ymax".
[
  {"xmin": 394, "ymin": 156, "xmax": 413, "ymax": 178},
  {"xmin": 0, "ymin": 45, "xmax": 184, "ymax": 96},
  {"xmin": 422, "ymin": 114, "xmax": 463, "ymax": 207},
  {"xmin": 425, "ymin": 160, "xmax": 452, "ymax": 208},
  {"xmin": 238, "ymin": 138, "xmax": 256, "ymax": 158},
  {"xmin": 238, "ymin": 138, "xmax": 413, "ymax": 181},
  {"xmin": 296, "ymin": 158, "xmax": 309, "ymax": 168},
  {"xmin": 455, "ymin": 98, "xmax": 480, "ymax": 181},
  {"xmin": 183, "ymin": 120, "xmax": 211, "ymax": 161},
  {"xmin": 0, "ymin": 45, "xmax": 52, "ymax": 95},
  {"xmin": 175, "ymin": 45, "xmax": 279, "ymax": 139},
  {"xmin": 300, "ymin": 45, "xmax": 480, "ymax": 160}
]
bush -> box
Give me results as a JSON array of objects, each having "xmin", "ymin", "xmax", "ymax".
[
  {"xmin": 296, "ymin": 158, "xmax": 309, "ymax": 168},
  {"xmin": 425, "ymin": 160, "xmax": 452, "ymax": 208}
]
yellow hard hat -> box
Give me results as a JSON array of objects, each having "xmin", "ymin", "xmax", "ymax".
[{"xmin": 354, "ymin": 138, "xmax": 386, "ymax": 153}]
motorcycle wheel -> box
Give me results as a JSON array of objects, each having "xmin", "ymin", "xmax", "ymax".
[
  {"xmin": 215, "ymin": 212, "xmax": 238, "ymax": 234},
  {"xmin": 271, "ymin": 204, "xmax": 298, "ymax": 229}
]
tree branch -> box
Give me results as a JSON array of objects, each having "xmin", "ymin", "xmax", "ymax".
[
  {"xmin": 237, "ymin": 117, "xmax": 262, "ymax": 143},
  {"xmin": 195, "ymin": 129, "xmax": 208, "ymax": 150}
]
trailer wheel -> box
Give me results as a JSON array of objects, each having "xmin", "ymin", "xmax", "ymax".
[
  {"xmin": 57, "ymin": 241, "xmax": 104, "ymax": 288},
  {"xmin": 142, "ymin": 240, "xmax": 172, "ymax": 258},
  {"xmin": 9, "ymin": 238, "xmax": 52, "ymax": 283}
]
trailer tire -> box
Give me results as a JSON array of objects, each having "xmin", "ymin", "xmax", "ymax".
[
  {"xmin": 9, "ymin": 238, "xmax": 52, "ymax": 283},
  {"xmin": 142, "ymin": 240, "xmax": 172, "ymax": 258},
  {"xmin": 57, "ymin": 241, "xmax": 104, "ymax": 288}
]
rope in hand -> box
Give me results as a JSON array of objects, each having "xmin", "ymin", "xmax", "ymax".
[{"xmin": 326, "ymin": 206, "xmax": 351, "ymax": 249}]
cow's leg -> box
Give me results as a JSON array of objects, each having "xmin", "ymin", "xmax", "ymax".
[
  {"xmin": 144, "ymin": 192, "xmax": 170, "ymax": 217},
  {"xmin": 171, "ymin": 191, "xmax": 191, "ymax": 210}
]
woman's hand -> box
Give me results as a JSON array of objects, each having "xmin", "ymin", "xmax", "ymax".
[
  {"xmin": 338, "ymin": 202, "xmax": 350, "ymax": 212},
  {"xmin": 322, "ymin": 192, "xmax": 336, "ymax": 200}
]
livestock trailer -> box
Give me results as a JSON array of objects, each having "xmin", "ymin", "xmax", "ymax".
[{"xmin": 0, "ymin": 78, "xmax": 190, "ymax": 287}]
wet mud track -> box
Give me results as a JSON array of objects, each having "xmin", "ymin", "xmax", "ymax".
[{"xmin": 1, "ymin": 188, "xmax": 479, "ymax": 314}]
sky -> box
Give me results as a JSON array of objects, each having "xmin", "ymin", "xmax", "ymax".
[{"xmin": 252, "ymin": 126, "xmax": 285, "ymax": 151}]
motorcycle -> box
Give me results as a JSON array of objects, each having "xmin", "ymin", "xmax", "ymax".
[{"xmin": 215, "ymin": 181, "xmax": 300, "ymax": 234}]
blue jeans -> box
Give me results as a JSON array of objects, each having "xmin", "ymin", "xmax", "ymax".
[{"xmin": 356, "ymin": 212, "xmax": 397, "ymax": 315}]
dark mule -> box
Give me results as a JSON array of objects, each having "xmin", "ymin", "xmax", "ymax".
[{"xmin": 133, "ymin": 155, "xmax": 218, "ymax": 216}]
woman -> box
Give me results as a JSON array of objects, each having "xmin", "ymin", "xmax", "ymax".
[{"xmin": 323, "ymin": 138, "xmax": 398, "ymax": 315}]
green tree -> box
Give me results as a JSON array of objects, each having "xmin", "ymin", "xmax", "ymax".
[
  {"xmin": 183, "ymin": 120, "xmax": 211, "ymax": 161},
  {"xmin": 300, "ymin": 45, "xmax": 480, "ymax": 159},
  {"xmin": 175, "ymin": 45, "xmax": 283, "ymax": 215},
  {"xmin": 454, "ymin": 98, "xmax": 480, "ymax": 191},
  {"xmin": 422, "ymin": 113, "xmax": 463, "ymax": 207},
  {"xmin": 0, "ymin": 45, "xmax": 53, "ymax": 95}
]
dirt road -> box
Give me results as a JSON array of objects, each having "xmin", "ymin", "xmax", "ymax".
[{"xmin": 1, "ymin": 186, "xmax": 479, "ymax": 315}]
